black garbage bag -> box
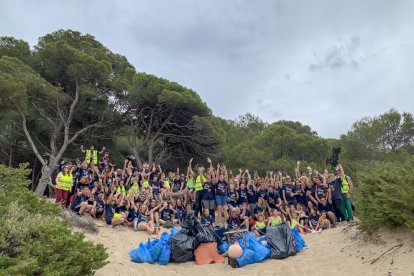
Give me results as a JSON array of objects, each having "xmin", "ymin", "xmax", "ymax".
[
  {"xmin": 170, "ymin": 230, "xmax": 200, "ymax": 263},
  {"xmin": 181, "ymin": 218, "xmax": 197, "ymax": 236},
  {"xmin": 266, "ymin": 223, "xmax": 297, "ymax": 259},
  {"xmin": 195, "ymin": 223, "xmax": 222, "ymax": 244}
]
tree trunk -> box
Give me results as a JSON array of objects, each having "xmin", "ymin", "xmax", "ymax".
[{"xmin": 34, "ymin": 162, "xmax": 55, "ymax": 196}]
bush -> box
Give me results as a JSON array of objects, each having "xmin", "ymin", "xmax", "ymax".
[
  {"xmin": 0, "ymin": 165, "xmax": 108, "ymax": 275},
  {"xmin": 354, "ymin": 158, "xmax": 414, "ymax": 233}
]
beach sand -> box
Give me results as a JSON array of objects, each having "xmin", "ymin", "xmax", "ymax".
[{"xmin": 80, "ymin": 222, "xmax": 414, "ymax": 276}]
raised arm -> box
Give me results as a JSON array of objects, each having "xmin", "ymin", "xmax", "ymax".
[
  {"xmin": 80, "ymin": 145, "xmax": 86, "ymax": 153},
  {"xmin": 295, "ymin": 161, "xmax": 301, "ymax": 180},
  {"xmin": 187, "ymin": 158, "xmax": 194, "ymax": 176},
  {"xmin": 223, "ymin": 165, "xmax": 229, "ymax": 183},
  {"xmin": 99, "ymin": 146, "xmax": 106, "ymax": 154}
]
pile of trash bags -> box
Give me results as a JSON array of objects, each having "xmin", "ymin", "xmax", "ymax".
[
  {"xmin": 129, "ymin": 218, "xmax": 223, "ymax": 265},
  {"xmin": 224, "ymin": 223, "xmax": 307, "ymax": 268},
  {"xmin": 129, "ymin": 222, "xmax": 306, "ymax": 267}
]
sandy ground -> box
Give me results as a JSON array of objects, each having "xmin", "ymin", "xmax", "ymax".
[{"xmin": 79, "ymin": 222, "xmax": 414, "ymax": 276}]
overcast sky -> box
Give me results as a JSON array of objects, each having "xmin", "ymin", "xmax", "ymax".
[{"xmin": 1, "ymin": 0, "xmax": 414, "ymax": 138}]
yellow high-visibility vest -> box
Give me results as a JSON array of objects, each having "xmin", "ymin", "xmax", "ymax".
[
  {"xmin": 58, "ymin": 173, "xmax": 73, "ymax": 191},
  {"xmin": 195, "ymin": 175, "xmax": 206, "ymax": 191},
  {"xmin": 85, "ymin": 149, "xmax": 98, "ymax": 164}
]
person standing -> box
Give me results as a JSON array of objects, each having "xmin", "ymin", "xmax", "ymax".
[
  {"xmin": 336, "ymin": 164, "xmax": 353, "ymax": 221},
  {"xmin": 81, "ymin": 144, "xmax": 105, "ymax": 166},
  {"xmin": 55, "ymin": 165, "xmax": 73, "ymax": 208}
]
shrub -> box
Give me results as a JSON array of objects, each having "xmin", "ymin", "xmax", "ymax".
[
  {"xmin": 354, "ymin": 158, "xmax": 414, "ymax": 233},
  {"xmin": 0, "ymin": 165, "xmax": 108, "ymax": 275}
]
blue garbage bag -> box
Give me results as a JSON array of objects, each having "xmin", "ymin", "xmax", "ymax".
[
  {"xmin": 248, "ymin": 236, "xmax": 271, "ymax": 262},
  {"xmin": 291, "ymin": 228, "xmax": 306, "ymax": 252},
  {"xmin": 129, "ymin": 243, "xmax": 154, "ymax": 263},
  {"xmin": 218, "ymin": 242, "xmax": 229, "ymax": 254},
  {"xmin": 160, "ymin": 232, "xmax": 171, "ymax": 244},
  {"xmin": 158, "ymin": 244, "xmax": 171, "ymax": 265},
  {"xmin": 236, "ymin": 249, "xmax": 256, "ymax": 267},
  {"xmin": 150, "ymin": 239, "xmax": 165, "ymax": 262}
]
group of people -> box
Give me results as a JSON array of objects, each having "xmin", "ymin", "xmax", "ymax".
[{"xmin": 54, "ymin": 145, "xmax": 354, "ymax": 236}]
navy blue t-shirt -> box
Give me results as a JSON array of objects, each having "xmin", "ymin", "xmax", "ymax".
[
  {"xmin": 105, "ymin": 204, "xmax": 115, "ymax": 223},
  {"xmin": 265, "ymin": 190, "xmax": 280, "ymax": 208},
  {"xmin": 318, "ymin": 203, "xmax": 334, "ymax": 213},
  {"xmin": 328, "ymin": 179, "xmax": 343, "ymax": 201},
  {"xmin": 136, "ymin": 212, "xmax": 147, "ymax": 223},
  {"xmin": 237, "ymin": 188, "xmax": 248, "ymax": 204},
  {"xmin": 215, "ymin": 181, "xmax": 227, "ymax": 196},
  {"xmin": 254, "ymin": 204, "xmax": 265, "ymax": 215},
  {"xmin": 175, "ymin": 206, "xmax": 185, "ymax": 220},
  {"xmin": 257, "ymin": 187, "xmax": 267, "ymax": 199},
  {"xmin": 202, "ymin": 182, "xmax": 215, "ymax": 200},
  {"xmin": 247, "ymin": 187, "xmax": 257, "ymax": 203},
  {"xmin": 201, "ymin": 214, "xmax": 214, "ymax": 226},
  {"xmin": 283, "ymin": 184, "xmax": 296, "ymax": 201},
  {"xmin": 309, "ymin": 214, "xmax": 320, "ymax": 228},
  {"xmin": 228, "ymin": 216, "xmax": 241, "ymax": 230},
  {"xmin": 316, "ymin": 184, "xmax": 325, "ymax": 198},
  {"xmin": 161, "ymin": 208, "xmax": 174, "ymax": 221}
]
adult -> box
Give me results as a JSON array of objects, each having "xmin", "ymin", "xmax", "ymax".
[
  {"xmin": 336, "ymin": 164, "xmax": 353, "ymax": 221},
  {"xmin": 55, "ymin": 165, "xmax": 73, "ymax": 208},
  {"xmin": 214, "ymin": 164, "xmax": 229, "ymax": 227},
  {"xmin": 194, "ymin": 159, "xmax": 207, "ymax": 218},
  {"xmin": 327, "ymin": 173, "xmax": 346, "ymax": 222},
  {"xmin": 81, "ymin": 144, "xmax": 105, "ymax": 166}
]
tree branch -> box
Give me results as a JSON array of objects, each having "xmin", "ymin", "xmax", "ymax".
[{"xmin": 12, "ymin": 101, "xmax": 46, "ymax": 166}]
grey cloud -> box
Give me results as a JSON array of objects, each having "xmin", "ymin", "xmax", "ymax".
[{"xmin": 309, "ymin": 36, "xmax": 361, "ymax": 72}]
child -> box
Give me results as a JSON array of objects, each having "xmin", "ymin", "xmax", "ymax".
[
  {"xmin": 308, "ymin": 208, "xmax": 320, "ymax": 233},
  {"xmin": 134, "ymin": 204, "xmax": 155, "ymax": 234},
  {"xmin": 201, "ymin": 208, "xmax": 215, "ymax": 227},
  {"xmin": 159, "ymin": 201, "xmax": 176, "ymax": 228},
  {"xmin": 268, "ymin": 209, "xmax": 283, "ymax": 227},
  {"xmin": 253, "ymin": 214, "xmax": 267, "ymax": 237},
  {"xmin": 317, "ymin": 211, "xmax": 331, "ymax": 230},
  {"xmin": 148, "ymin": 199, "xmax": 162, "ymax": 229},
  {"xmin": 288, "ymin": 210, "xmax": 308, "ymax": 234}
]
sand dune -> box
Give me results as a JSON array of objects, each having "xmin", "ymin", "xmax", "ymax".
[{"xmin": 79, "ymin": 222, "xmax": 414, "ymax": 276}]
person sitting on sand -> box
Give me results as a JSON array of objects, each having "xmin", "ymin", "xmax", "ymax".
[
  {"xmin": 317, "ymin": 211, "xmax": 331, "ymax": 230},
  {"xmin": 253, "ymin": 213, "xmax": 267, "ymax": 237},
  {"xmin": 134, "ymin": 204, "xmax": 155, "ymax": 234},
  {"xmin": 148, "ymin": 198, "xmax": 162, "ymax": 230},
  {"xmin": 159, "ymin": 201, "xmax": 176, "ymax": 228},
  {"xmin": 268, "ymin": 209, "xmax": 283, "ymax": 227},
  {"xmin": 105, "ymin": 186, "xmax": 124, "ymax": 227},
  {"xmin": 227, "ymin": 207, "xmax": 249, "ymax": 230},
  {"xmin": 308, "ymin": 208, "xmax": 321, "ymax": 233},
  {"xmin": 92, "ymin": 192, "xmax": 105, "ymax": 220},
  {"xmin": 288, "ymin": 209, "xmax": 308, "ymax": 234},
  {"xmin": 201, "ymin": 208, "xmax": 215, "ymax": 227}
]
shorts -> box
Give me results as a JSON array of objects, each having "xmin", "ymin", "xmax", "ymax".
[
  {"xmin": 137, "ymin": 222, "xmax": 148, "ymax": 231},
  {"xmin": 202, "ymin": 199, "xmax": 215, "ymax": 210},
  {"xmin": 96, "ymin": 211, "xmax": 104, "ymax": 219},
  {"xmin": 257, "ymin": 227, "xmax": 267, "ymax": 235},
  {"xmin": 215, "ymin": 195, "xmax": 228, "ymax": 206},
  {"xmin": 228, "ymin": 202, "xmax": 237, "ymax": 209}
]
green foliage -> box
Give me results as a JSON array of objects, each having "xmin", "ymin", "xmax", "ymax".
[
  {"xmin": 0, "ymin": 165, "xmax": 108, "ymax": 275},
  {"xmin": 354, "ymin": 158, "xmax": 414, "ymax": 233},
  {"xmin": 123, "ymin": 72, "xmax": 219, "ymax": 166},
  {"xmin": 341, "ymin": 109, "xmax": 414, "ymax": 160},
  {"xmin": 214, "ymin": 115, "xmax": 330, "ymax": 174}
]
